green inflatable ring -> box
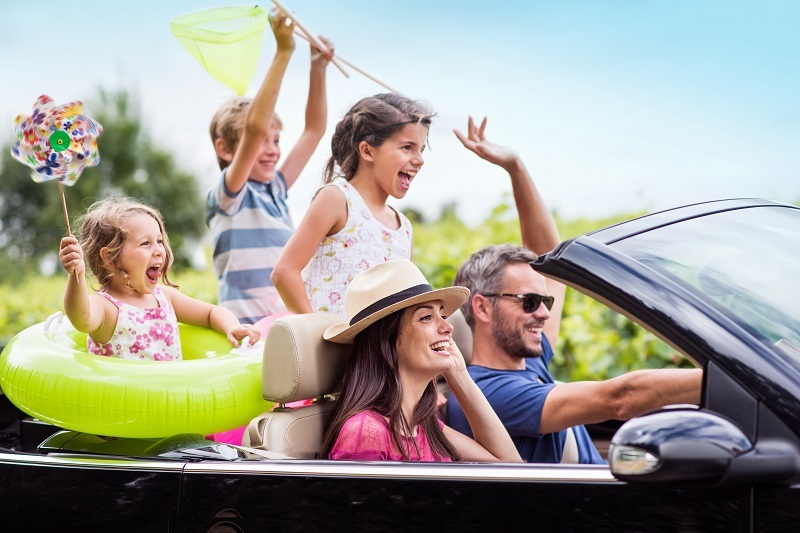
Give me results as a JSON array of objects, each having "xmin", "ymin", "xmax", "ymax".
[{"xmin": 0, "ymin": 314, "xmax": 272, "ymax": 438}]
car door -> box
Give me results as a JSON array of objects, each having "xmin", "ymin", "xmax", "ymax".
[
  {"xmin": 174, "ymin": 459, "xmax": 752, "ymax": 531},
  {"xmin": 0, "ymin": 451, "xmax": 183, "ymax": 529},
  {"xmin": 530, "ymin": 201, "xmax": 800, "ymax": 531}
]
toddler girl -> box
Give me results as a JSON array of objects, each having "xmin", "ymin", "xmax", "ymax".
[{"xmin": 59, "ymin": 197, "xmax": 259, "ymax": 360}]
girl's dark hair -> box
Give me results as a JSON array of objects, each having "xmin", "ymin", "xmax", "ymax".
[
  {"xmin": 321, "ymin": 309, "xmax": 459, "ymax": 461},
  {"xmin": 323, "ymin": 93, "xmax": 434, "ymax": 184}
]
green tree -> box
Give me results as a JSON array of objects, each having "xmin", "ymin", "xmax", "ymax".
[{"xmin": 0, "ymin": 89, "xmax": 206, "ymax": 278}]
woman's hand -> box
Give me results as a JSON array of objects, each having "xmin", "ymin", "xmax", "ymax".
[{"xmin": 443, "ymin": 338, "xmax": 468, "ymax": 379}]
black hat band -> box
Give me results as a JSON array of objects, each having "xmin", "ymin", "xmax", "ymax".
[{"xmin": 349, "ymin": 284, "xmax": 433, "ymax": 326}]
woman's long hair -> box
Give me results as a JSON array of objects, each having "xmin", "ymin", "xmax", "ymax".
[{"xmin": 321, "ymin": 310, "xmax": 459, "ymax": 461}]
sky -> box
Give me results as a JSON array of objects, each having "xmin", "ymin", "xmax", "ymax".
[{"xmin": 2, "ymin": 0, "xmax": 799, "ymax": 227}]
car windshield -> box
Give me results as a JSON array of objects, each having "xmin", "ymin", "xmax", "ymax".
[{"xmin": 610, "ymin": 205, "xmax": 800, "ymax": 362}]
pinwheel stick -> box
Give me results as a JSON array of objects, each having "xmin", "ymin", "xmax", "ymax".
[
  {"xmin": 57, "ymin": 182, "xmax": 71, "ymax": 235},
  {"xmin": 293, "ymin": 28, "xmax": 400, "ymax": 94},
  {"xmin": 270, "ymin": 0, "xmax": 350, "ymax": 77},
  {"xmin": 57, "ymin": 181, "xmax": 80, "ymax": 283}
]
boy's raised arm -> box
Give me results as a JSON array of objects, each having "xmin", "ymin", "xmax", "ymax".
[
  {"xmin": 224, "ymin": 12, "xmax": 296, "ymax": 194},
  {"xmin": 280, "ymin": 36, "xmax": 332, "ymax": 188}
]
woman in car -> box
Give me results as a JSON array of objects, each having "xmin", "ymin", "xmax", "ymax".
[{"xmin": 320, "ymin": 259, "xmax": 522, "ymax": 462}]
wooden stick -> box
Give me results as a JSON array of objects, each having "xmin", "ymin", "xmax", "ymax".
[
  {"xmin": 58, "ymin": 181, "xmax": 71, "ymax": 236},
  {"xmin": 58, "ymin": 181, "xmax": 79, "ymax": 284},
  {"xmin": 293, "ymin": 28, "xmax": 400, "ymax": 94},
  {"xmin": 335, "ymin": 55, "xmax": 401, "ymax": 95},
  {"xmin": 270, "ymin": 0, "xmax": 350, "ymax": 77}
]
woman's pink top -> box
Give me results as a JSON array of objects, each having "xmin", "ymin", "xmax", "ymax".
[{"xmin": 329, "ymin": 410, "xmax": 452, "ymax": 462}]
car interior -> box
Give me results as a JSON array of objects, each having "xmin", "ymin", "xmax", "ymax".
[
  {"xmin": 242, "ymin": 312, "xmax": 348, "ymax": 458},
  {"xmin": 1, "ymin": 309, "xmax": 616, "ymax": 461},
  {"xmin": 245, "ymin": 311, "xmax": 616, "ymax": 461},
  {"xmin": 244, "ymin": 311, "xmax": 474, "ymax": 459}
]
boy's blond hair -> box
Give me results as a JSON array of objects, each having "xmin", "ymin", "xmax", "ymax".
[{"xmin": 209, "ymin": 97, "xmax": 284, "ymax": 170}]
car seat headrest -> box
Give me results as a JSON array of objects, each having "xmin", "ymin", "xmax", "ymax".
[{"xmin": 262, "ymin": 313, "xmax": 351, "ymax": 404}]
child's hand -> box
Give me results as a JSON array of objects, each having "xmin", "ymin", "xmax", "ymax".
[
  {"xmin": 454, "ymin": 116, "xmax": 520, "ymax": 171},
  {"xmin": 310, "ymin": 36, "xmax": 334, "ymax": 65},
  {"xmin": 227, "ymin": 324, "xmax": 262, "ymax": 347},
  {"xmin": 268, "ymin": 9, "xmax": 296, "ymax": 52},
  {"xmin": 59, "ymin": 235, "xmax": 85, "ymax": 279}
]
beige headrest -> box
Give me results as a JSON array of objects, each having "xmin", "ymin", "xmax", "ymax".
[
  {"xmin": 262, "ymin": 313, "xmax": 352, "ymax": 403},
  {"xmin": 448, "ymin": 309, "xmax": 473, "ymax": 365}
]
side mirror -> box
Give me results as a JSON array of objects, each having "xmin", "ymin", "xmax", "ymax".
[{"xmin": 609, "ymin": 408, "xmax": 797, "ymax": 486}]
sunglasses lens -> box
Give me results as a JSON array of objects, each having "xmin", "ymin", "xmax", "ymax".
[
  {"xmin": 523, "ymin": 295, "xmax": 554, "ymax": 312},
  {"xmin": 522, "ymin": 295, "xmax": 540, "ymax": 313}
]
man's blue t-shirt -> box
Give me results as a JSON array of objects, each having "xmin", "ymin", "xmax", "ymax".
[{"xmin": 447, "ymin": 334, "xmax": 605, "ymax": 464}]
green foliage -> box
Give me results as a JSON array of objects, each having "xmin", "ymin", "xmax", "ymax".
[
  {"xmin": 552, "ymin": 287, "xmax": 689, "ymax": 381},
  {"xmin": 0, "ymin": 146, "xmax": 62, "ymax": 272},
  {"xmin": 170, "ymin": 254, "xmax": 220, "ymax": 305},
  {"xmin": 410, "ymin": 195, "xmax": 691, "ymax": 381},
  {"xmin": 411, "ymin": 195, "xmax": 524, "ymax": 289},
  {"xmin": 0, "ymin": 89, "xmax": 206, "ymax": 275},
  {"xmin": 0, "ymin": 276, "xmax": 65, "ymax": 345},
  {"xmin": 83, "ymin": 90, "xmax": 206, "ymax": 267},
  {"xmin": 0, "ymin": 267, "xmax": 219, "ymax": 348}
]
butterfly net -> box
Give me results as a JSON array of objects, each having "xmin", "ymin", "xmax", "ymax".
[{"xmin": 170, "ymin": 6, "xmax": 268, "ymax": 95}]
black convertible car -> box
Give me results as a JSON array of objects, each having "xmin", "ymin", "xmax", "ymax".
[{"xmin": 1, "ymin": 198, "xmax": 799, "ymax": 531}]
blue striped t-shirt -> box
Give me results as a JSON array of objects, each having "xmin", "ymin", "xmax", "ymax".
[{"xmin": 206, "ymin": 169, "xmax": 294, "ymax": 324}]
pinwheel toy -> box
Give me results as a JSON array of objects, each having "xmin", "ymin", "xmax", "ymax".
[{"xmin": 11, "ymin": 94, "xmax": 103, "ymax": 237}]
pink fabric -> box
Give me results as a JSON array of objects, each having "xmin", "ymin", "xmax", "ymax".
[
  {"xmin": 209, "ymin": 425, "xmax": 246, "ymax": 445},
  {"xmin": 329, "ymin": 410, "xmax": 452, "ymax": 462},
  {"xmin": 253, "ymin": 310, "xmax": 293, "ymax": 337}
]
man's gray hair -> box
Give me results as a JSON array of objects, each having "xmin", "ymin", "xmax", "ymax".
[{"xmin": 453, "ymin": 244, "xmax": 539, "ymax": 329}]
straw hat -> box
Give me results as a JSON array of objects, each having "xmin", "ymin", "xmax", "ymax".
[{"xmin": 323, "ymin": 260, "xmax": 470, "ymax": 344}]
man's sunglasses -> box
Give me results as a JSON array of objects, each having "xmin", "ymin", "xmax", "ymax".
[{"xmin": 483, "ymin": 293, "xmax": 555, "ymax": 313}]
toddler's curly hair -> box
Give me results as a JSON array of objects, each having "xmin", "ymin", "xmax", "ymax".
[{"xmin": 77, "ymin": 196, "xmax": 177, "ymax": 291}]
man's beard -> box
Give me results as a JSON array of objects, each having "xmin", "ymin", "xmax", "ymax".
[{"xmin": 491, "ymin": 306, "xmax": 543, "ymax": 359}]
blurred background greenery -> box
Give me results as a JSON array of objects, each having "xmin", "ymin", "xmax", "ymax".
[{"xmin": 1, "ymin": 89, "xmax": 699, "ymax": 381}]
